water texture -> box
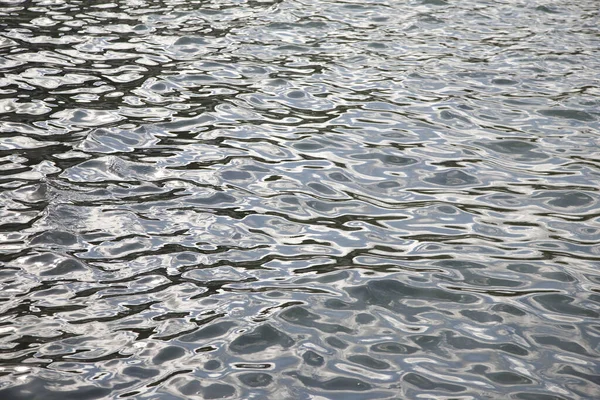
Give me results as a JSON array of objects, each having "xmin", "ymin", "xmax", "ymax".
[{"xmin": 0, "ymin": 0, "xmax": 599, "ymax": 398}]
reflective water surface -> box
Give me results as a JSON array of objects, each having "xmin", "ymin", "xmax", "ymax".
[{"xmin": 1, "ymin": 0, "xmax": 599, "ymax": 398}]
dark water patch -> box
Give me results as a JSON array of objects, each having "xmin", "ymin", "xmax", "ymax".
[
  {"xmin": 476, "ymin": 140, "xmax": 549, "ymax": 161},
  {"xmin": 355, "ymin": 313, "xmax": 376, "ymax": 324},
  {"xmin": 229, "ymin": 324, "xmax": 294, "ymax": 354},
  {"xmin": 516, "ymin": 393, "xmax": 569, "ymax": 400},
  {"xmin": 542, "ymin": 271, "xmax": 575, "ymax": 282},
  {"xmin": 204, "ymin": 360, "xmax": 221, "ymax": 370},
  {"xmin": 40, "ymin": 258, "xmax": 87, "ymax": 276},
  {"xmin": 347, "ymin": 279, "xmax": 479, "ymax": 309},
  {"xmin": 238, "ymin": 372, "xmax": 273, "ymax": 387},
  {"xmin": 492, "ymin": 78, "xmax": 519, "ymax": 86},
  {"xmin": 491, "ymin": 303, "xmax": 527, "ymax": 317},
  {"xmin": 532, "ymin": 191, "xmax": 596, "ymax": 209},
  {"xmin": 460, "ymin": 309, "xmax": 503, "ymax": 323},
  {"xmin": 424, "ymin": 169, "xmax": 479, "ymax": 186},
  {"xmin": 410, "ymin": 335, "xmax": 445, "ymax": 354},
  {"xmin": 123, "ymin": 366, "xmax": 160, "ymax": 379},
  {"xmin": 204, "ymin": 383, "xmax": 236, "ymax": 399},
  {"xmin": 179, "ymin": 321, "xmax": 237, "ymax": 342},
  {"xmin": 0, "ymin": 377, "xmax": 112, "ymax": 400},
  {"xmin": 280, "ymin": 306, "xmax": 352, "ymax": 333},
  {"xmin": 303, "ymin": 350, "xmax": 325, "ymax": 366},
  {"xmin": 557, "ymin": 366, "xmax": 600, "ymax": 386},
  {"xmin": 533, "ymin": 294, "xmax": 599, "ymax": 318},
  {"xmin": 325, "ymin": 336, "xmax": 348, "ymax": 349},
  {"xmin": 179, "ymin": 381, "xmax": 202, "ymax": 396},
  {"xmin": 538, "ymin": 109, "xmax": 595, "ymax": 122},
  {"xmin": 152, "ymin": 345, "xmax": 186, "ymax": 364},
  {"xmin": 30, "ymin": 230, "xmax": 78, "ymax": 247},
  {"xmin": 292, "ymin": 373, "xmax": 372, "ymax": 391},
  {"xmin": 532, "ymin": 336, "xmax": 592, "ymax": 357},
  {"xmin": 347, "ymin": 355, "xmax": 390, "ymax": 370},
  {"xmin": 370, "ymin": 342, "xmax": 419, "ymax": 354},
  {"xmin": 352, "ymin": 153, "xmax": 418, "ymax": 167},
  {"xmin": 403, "ymin": 373, "xmax": 466, "ymax": 392}
]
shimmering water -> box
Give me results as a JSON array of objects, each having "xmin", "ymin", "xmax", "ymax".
[{"xmin": 0, "ymin": 0, "xmax": 599, "ymax": 398}]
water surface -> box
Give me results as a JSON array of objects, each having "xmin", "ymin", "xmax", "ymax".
[{"xmin": 0, "ymin": 0, "xmax": 599, "ymax": 398}]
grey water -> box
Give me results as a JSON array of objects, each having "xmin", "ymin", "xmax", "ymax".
[{"xmin": 0, "ymin": 0, "xmax": 599, "ymax": 398}]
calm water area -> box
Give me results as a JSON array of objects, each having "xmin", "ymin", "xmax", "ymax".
[{"xmin": 0, "ymin": 0, "xmax": 599, "ymax": 398}]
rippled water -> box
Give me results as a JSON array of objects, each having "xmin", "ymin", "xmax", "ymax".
[{"xmin": 1, "ymin": 0, "xmax": 599, "ymax": 398}]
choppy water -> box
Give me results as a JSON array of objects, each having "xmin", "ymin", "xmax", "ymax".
[{"xmin": 0, "ymin": 0, "xmax": 599, "ymax": 398}]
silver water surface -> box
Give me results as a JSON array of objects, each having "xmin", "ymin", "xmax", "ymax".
[{"xmin": 0, "ymin": 0, "xmax": 599, "ymax": 398}]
